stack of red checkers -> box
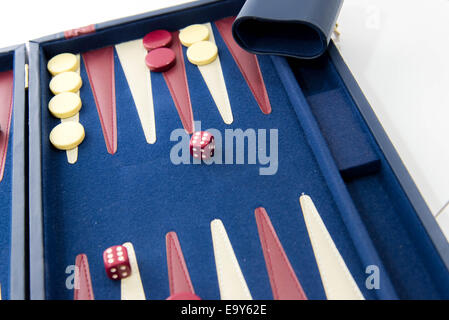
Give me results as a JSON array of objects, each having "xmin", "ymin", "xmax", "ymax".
[{"xmin": 143, "ymin": 29, "xmax": 176, "ymax": 72}]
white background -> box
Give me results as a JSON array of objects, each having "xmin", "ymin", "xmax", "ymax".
[{"xmin": 1, "ymin": 0, "xmax": 448, "ymax": 236}]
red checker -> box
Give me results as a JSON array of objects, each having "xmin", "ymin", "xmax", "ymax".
[
  {"xmin": 145, "ymin": 48, "xmax": 176, "ymax": 72},
  {"xmin": 143, "ymin": 29, "xmax": 173, "ymax": 51}
]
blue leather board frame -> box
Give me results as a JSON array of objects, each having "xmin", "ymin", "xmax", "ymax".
[
  {"xmin": 0, "ymin": 45, "xmax": 26, "ymax": 300},
  {"xmin": 28, "ymin": 0, "xmax": 449, "ymax": 300}
]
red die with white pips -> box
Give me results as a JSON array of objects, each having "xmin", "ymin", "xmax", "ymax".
[
  {"xmin": 103, "ymin": 245, "xmax": 131, "ymax": 280},
  {"xmin": 190, "ymin": 131, "xmax": 215, "ymax": 160}
]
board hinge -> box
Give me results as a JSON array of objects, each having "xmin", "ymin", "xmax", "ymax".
[{"xmin": 25, "ymin": 64, "xmax": 29, "ymax": 89}]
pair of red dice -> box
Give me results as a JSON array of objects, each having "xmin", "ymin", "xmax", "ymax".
[{"xmin": 189, "ymin": 131, "xmax": 215, "ymax": 160}]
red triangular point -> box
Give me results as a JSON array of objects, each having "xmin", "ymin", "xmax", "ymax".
[
  {"xmin": 74, "ymin": 254, "xmax": 95, "ymax": 300},
  {"xmin": 0, "ymin": 70, "xmax": 14, "ymax": 183},
  {"xmin": 166, "ymin": 232, "xmax": 196, "ymax": 296},
  {"xmin": 82, "ymin": 46, "xmax": 117, "ymax": 154},
  {"xmin": 215, "ymin": 17, "xmax": 272, "ymax": 115},
  {"xmin": 163, "ymin": 31, "xmax": 195, "ymax": 134},
  {"xmin": 255, "ymin": 207, "xmax": 307, "ymax": 300}
]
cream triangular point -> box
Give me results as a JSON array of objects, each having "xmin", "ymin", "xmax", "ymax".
[
  {"xmin": 197, "ymin": 23, "xmax": 233, "ymax": 124},
  {"xmin": 121, "ymin": 242, "xmax": 146, "ymax": 300},
  {"xmin": 299, "ymin": 195, "xmax": 364, "ymax": 300},
  {"xmin": 211, "ymin": 219, "xmax": 252, "ymax": 300},
  {"xmin": 116, "ymin": 40, "xmax": 156, "ymax": 144},
  {"xmin": 62, "ymin": 113, "xmax": 79, "ymax": 164}
]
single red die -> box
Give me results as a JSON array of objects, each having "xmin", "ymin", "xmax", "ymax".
[
  {"xmin": 190, "ymin": 131, "xmax": 215, "ymax": 160},
  {"xmin": 103, "ymin": 245, "xmax": 131, "ymax": 280}
]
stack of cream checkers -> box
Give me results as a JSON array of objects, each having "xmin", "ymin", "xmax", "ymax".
[
  {"xmin": 179, "ymin": 24, "xmax": 234, "ymax": 125},
  {"xmin": 179, "ymin": 24, "xmax": 218, "ymax": 64},
  {"xmin": 47, "ymin": 53, "xmax": 85, "ymax": 164}
]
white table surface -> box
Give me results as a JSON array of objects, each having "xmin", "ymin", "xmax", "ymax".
[{"xmin": 1, "ymin": 0, "xmax": 448, "ymax": 238}]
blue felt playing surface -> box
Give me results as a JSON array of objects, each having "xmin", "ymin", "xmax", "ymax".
[
  {"xmin": 35, "ymin": 12, "xmax": 449, "ymax": 299},
  {"xmin": 306, "ymin": 88, "xmax": 380, "ymax": 179},
  {"xmin": 292, "ymin": 56, "xmax": 381, "ymax": 180},
  {"xmin": 0, "ymin": 52, "xmax": 15, "ymax": 300},
  {"xmin": 39, "ymin": 24, "xmax": 378, "ymax": 300}
]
